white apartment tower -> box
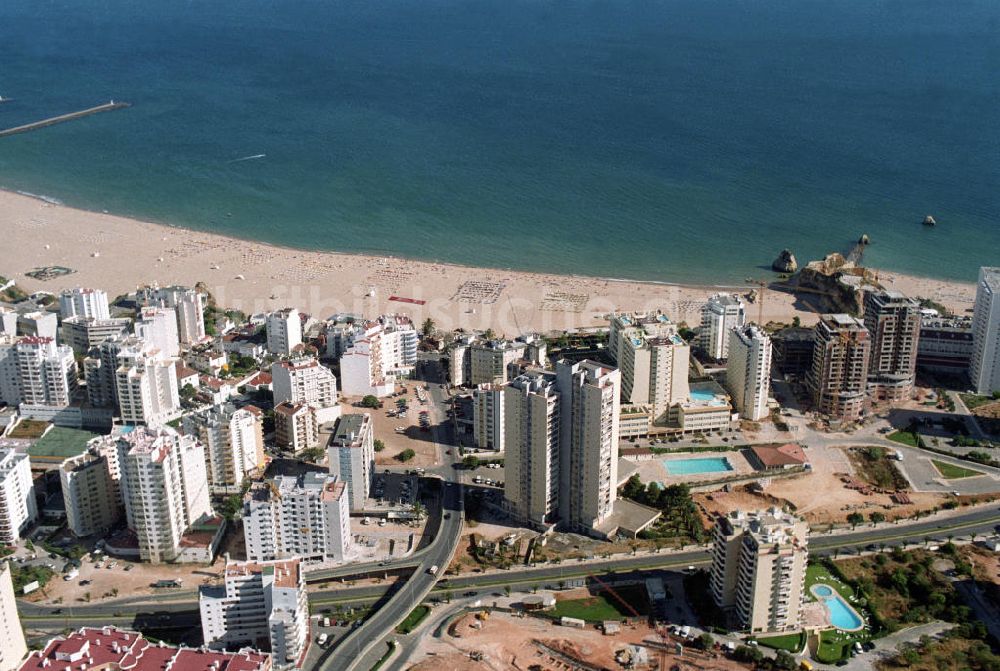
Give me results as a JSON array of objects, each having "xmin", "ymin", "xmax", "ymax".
[
  {"xmin": 607, "ymin": 312, "xmax": 690, "ymax": 421},
  {"xmin": 0, "ymin": 449, "xmax": 37, "ymax": 546},
  {"xmin": 503, "ymin": 371, "xmax": 561, "ymax": 528},
  {"xmin": 59, "ymin": 443, "xmax": 122, "ymax": 537},
  {"xmin": 864, "ymin": 290, "xmax": 921, "ymax": 404},
  {"xmin": 274, "ymin": 402, "xmax": 318, "ymax": 453},
  {"xmin": 726, "ymin": 325, "xmax": 773, "ymax": 421},
  {"xmin": 199, "ymin": 559, "xmax": 309, "ymax": 670},
  {"xmin": 266, "ymin": 308, "xmax": 302, "ymax": 357},
  {"xmin": 143, "ymin": 285, "xmax": 207, "ymax": 345},
  {"xmin": 699, "ymin": 294, "xmax": 746, "ymax": 360},
  {"xmin": 184, "ymin": 404, "xmax": 265, "ymax": 490},
  {"xmin": 710, "ymin": 509, "xmax": 809, "ymax": 633},
  {"xmin": 0, "ymin": 563, "xmax": 27, "ymax": 671},
  {"xmin": 327, "ymin": 413, "xmax": 374, "ymax": 510},
  {"xmin": 59, "ymin": 287, "xmax": 111, "ymax": 321},
  {"xmin": 271, "ymin": 356, "xmax": 340, "ymax": 423},
  {"xmin": 970, "ymin": 267, "xmax": 1000, "ymax": 395},
  {"xmin": 116, "ymin": 427, "xmax": 211, "ymax": 562},
  {"xmin": 472, "ymin": 383, "xmax": 505, "ymax": 452},
  {"xmin": 243, "ymin": 474, "xmax": 352, "ymax": 563},
  {"xmin": 134, "ymin": 307, "xmax": 180, "ymax": 358},
  {"xmin": 115, "ymin": 346, "xmax": 181, "ymax": 427},
  {"xmin": 337, "ymin": 315, "xmax": 418, "ymax": 397},
  {"xmin": 12, "ymin": 337, "xmax": 78, "ymax": 407}
]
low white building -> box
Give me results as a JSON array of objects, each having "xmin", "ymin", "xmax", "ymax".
[
  {"xmin": 0, "ymin": 449, "xmax": 37, "ymax": 546},
  {"xmin": 199, "ymin": 558, "xmax": 309, "ymax": 670},
  {"xmin": 243, "ymin": 473, "xmax": 352, "ymax": 563}
]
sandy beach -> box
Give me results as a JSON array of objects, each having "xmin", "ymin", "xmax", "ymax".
[{"xmin": 0, "ymin": 189, "xmax": 977, "ymax": 334}]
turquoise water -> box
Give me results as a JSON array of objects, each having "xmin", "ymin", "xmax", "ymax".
[
  {"xmin": 1, "ymin": 0, "xmax": 998, "ymax": 284},
  {"xmin": 813, "ymin": 584, "xmax": 863, "ymax": 630},
  {"xmin": 664, "ymin": 457, "xmax": 733, "ymax": 476},
  {"xmin": 690, "ymin": 389, "xmax": 717, "ymax": 402}
]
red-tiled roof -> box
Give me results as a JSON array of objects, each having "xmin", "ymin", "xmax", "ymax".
[{"xmin": 751, "ymin": 443, "xmax": 808, "ymax": 467}]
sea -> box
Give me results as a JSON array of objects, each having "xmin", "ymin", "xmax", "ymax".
[{"xmin": 0, "ymin": 0, "xmax": 997, "ymax": 285}]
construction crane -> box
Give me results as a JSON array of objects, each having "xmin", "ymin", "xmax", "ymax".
[
  {"xmin": 747, "ymin": 278, "xmax": 768, "ymax": 326},
  {"xmin": 588, "ymin": 573, "xmax": 674, "ymax": 671}
]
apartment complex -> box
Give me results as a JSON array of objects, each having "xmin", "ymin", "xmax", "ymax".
[
  {"xmin": 140, "ymin": 285, "xmax": 207, "ymax": 345},
  {"xmin": 265, "ymin": 308, "xmax": 302, "ymax": 356},
  {"xmin": 863, "ymin": 290, "xmax": 920, "ymax": 404},
  {"xmin": 970, "ymin": 267, "xmax": 1000, "ymax": 395},
  {"xmin": 115, "ymin": 344, "xmax": 181, "ymax": 427},
  {"xmin": 0, "ymin": 449, "xmax": 37, "ymax": 546},
  {"xmin": 19, "ymin": 627, "xmax": 270, "ymax": 671},
  {"xmin": 116, "ymin": 427, "xmax": 211, "ymax": 562},
  {"xmin": 0, "ymin": 563, "xmax": 27, "ymax": 671},
  {"xmin": 726, "ymin": 325, "xmax": 772, "ymax": 421},
  {"xmin": 0, "ymin": 337, "xmax": 77, "ymax": 408},
  {"xmin": 338, "ymin": 315, "xmax": 418, "ymax": 397},
  {"xmin": 807, "ymin": 314, "xmax": 871, "ymax": 422},
  {"xmin": 134, "ymin": 307, "xmax": 180, "ymax": 358},
  {"xmin": 243, "ymin": 474, "xmax": 352, "ymax": 563},
  {"xmin": 917, "ymin": 315, "xmax": 974, "ymax": 374},
  {"xmin": 326, "ymin": 413, "xmax": 374, "ymax": 511},
  {"xmin": 699, "ymin": 293, "xmax": 746, "ymax": 360},
  {"xmin": 471, "ymin": 383, "xmax": 505, "ymax": 452},
  {"xmin": 200, "ymin": 559, "xmax": 309, "ymax": 669},
  {"xmin": 710, "ymin": 509, "xmax": 808, "ymax": 633},
  {"xmin": 607, "ymin": 312, "xmax": 689, "ymax": 421},
  {"xmin": 59, "ymin": 444, "xmax": 122, "ymax": 537},
  {"xmin": 271, "ymin": 357, "xmax": 340, "ymax": 423},
  {"xmin": 184, "ymin": 404, "xmax": 265, "ymax": 490},
  {"xmin": 449, "ymin": 333, "xmax": 546, "ymax": 387},
  {"xmin": 503, "ymin": 360, "xmax": 620, "ymax": 536},
  {"xmin": 58, "ymin": 287, "xmax": 110, "ymax": 321},
  {"xmin": 60, "ymin": 316, "xmax": 130, "ymax": 354},
  {"xmin": 274, "ymin": 402, "xmax": 317, "ymax": 453}
]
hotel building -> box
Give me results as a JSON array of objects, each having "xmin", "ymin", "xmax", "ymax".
[{"xmin": 970, "ymin": 267, "xmax": 1000, "ymax": 395}]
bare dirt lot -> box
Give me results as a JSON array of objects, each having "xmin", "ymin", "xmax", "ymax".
[
  {"xmin": 407, "ymin": 611, "xmax": 751, "ymax": 671},
  {"xmin": 352, "ymin": 392, "xmax": 443, "ymax": 469}
]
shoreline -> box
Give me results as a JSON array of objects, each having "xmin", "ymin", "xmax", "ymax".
[{"xmin": 0, "ymin": 188, "xmax": 977, "ymax": 334}]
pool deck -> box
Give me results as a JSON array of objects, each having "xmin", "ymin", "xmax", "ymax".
[
  {"xmin": 629, "ymin": 449, "xmax": 755, "ymax": 487},
  {"xmin": 808, "ymin": 583, "xmax": 865, "ymax": 632}
]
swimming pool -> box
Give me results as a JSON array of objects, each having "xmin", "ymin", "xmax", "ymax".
[
  {"xmin": 664, "ymin": 457, "xmax": 733, "ymax": 476},
  {"xmin": 689, "ymin": 389, "xmax": 717, "ymax": 402},
  {"xmin": 811, "ymin": 584, "xmax": 863, "ymax": 631}
]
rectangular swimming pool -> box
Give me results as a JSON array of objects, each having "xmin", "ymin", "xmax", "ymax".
[{"xmin": 664, "ymin": 457, "xmax": 733, "ymax": 476}]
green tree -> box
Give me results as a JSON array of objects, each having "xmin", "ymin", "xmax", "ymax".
[
  {"xmin": 847, "ymin": 512, "xmax": 865, "ymax": 528},
  {"xmin": 421, "ymin": 318, "xmax": 436, "ymax": 337},
  {"xmin": 373, "ymin": 439, "xmax": 385, "ymax": 452},
  {"xmin": 870, "ymin": 511, "xmax": 886, "ymax": 525},
  {"xmin": 621, "ymin": 474, "xmax": 644, "ymax": 501},
  {"xmin": 360, "ymin": 395, "xmax": 382, "ymax": 409},
  {"xmin": 695, "ymin": 633, "xmax": 714, "ymax": 650},
  {"xmin": 396, "ymin": 449, "xmax": 416, "ymax": 462},
  {"xmin": 179, "ymin": 383, "xmax": 197, "ymax": 401},
  {"xmin": 773, "ymin": 650, "xmax": 797, "ymax": 670},
  {"xmin": 463, "ymin": 455, "xmax": 480, "ymax": 470}
]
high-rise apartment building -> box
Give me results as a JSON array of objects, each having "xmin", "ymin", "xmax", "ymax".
[
  {"xmin": 0, "ymin": 563, "xmax": 27, "ymax": 671},
  {"xmin": 184, "ymin": 404, "xmax": 265, "ymax": 490},
  {"xmin": 115, "ymin": 345, "xmax": 180, "ymax": 427},
  {"xmin": 59, "ymin": 441, "xmax": 122, "ymax": 538},
  {"xmin": 0, "ymin": 449, "xmax": 37, "ymax": 546},
  {"xmin": 274, "ymin": 402, "xmax": 318, "ymax": 453},
  {"xmin": 726, "ymin": 325, "xmax": 773, "ymax": 421},
  {"xmin": 58, "ymin": 287, "xmax": 110, "ymax": 321},
  {"xmin": 243, "ymin": 473, "xmax": 352, "ymax": 563},
  {"xmin": 970, "ymin": 267, "xmax": 1000, "ymax": 395},
  {"xmin": 864, "ymin": 290, "xmax": 920, "ymax": 404},
  {"xmin": 698, "ymin": 294, "xmax": 746, "ymax": 360},
  {"xmin": 711, "ymin": 509, "xmax": 808, "ymax": 633},
  {"xmin": 607, "ymin": 312, "xmax": 689, "ymax": 421},
  {"xmin": 503, "ymin": 360, "xmax": 620, "ymax": 536},
  {"xmin": 199, "ymin": 559, "xmax": 309, "ymax": 669},
  {"xmin": 807, "ymin": 314, "xmax": 871, "ymax": 422},
  {"xmin": 338, "ymin": 315, "xmax": 418, "ymax": 397},
  {"xmin": 10, "ymin": 337, "xmax": 77, "ymax": 408},
  {"xmin": 134, "ymin": 307, "xmax": 180, "ymax": 358},
  {"xmin": 266, "ymin": 308, "xmax": 302, "ymax": 357},
  {"xmin": 326, "ymin": 413, "xmax": 374, "ymax": 511},
  {"xmin": 271, "ymin": 357, "xmax": 340, "ymax": 423},
  {"xmin": 116, "ymin": 427, "xmax": 211, "ymax": 562},
  {"xmin": 140, "ymin": 285, "xmax": 206, "ymax": 345},
  {"xmin": 59, "ymin": 316, "xmax": 130, "ymax": 354},
  {"xmin": 472, "ymin": 383, "xmax": 505, "ymax": 452}
]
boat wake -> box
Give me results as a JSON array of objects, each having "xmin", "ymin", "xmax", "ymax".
[{"xmin": 230, "ymin": 153, "xmax": 266, "ymax": 163}]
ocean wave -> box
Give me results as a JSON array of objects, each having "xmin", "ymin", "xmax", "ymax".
[{"xmin": 16, "ymin": 190, "xmax": 63, "ymax": 206}]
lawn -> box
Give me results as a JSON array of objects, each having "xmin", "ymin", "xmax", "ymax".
[
  {"xmin": 805, "ymin": 563, "xmax": 855, "ymax": 602},
  {"xmin": 756, "ymin": 631, "xmax": 805, "ymax": 652},
  {"xmin": 551, "ymin": 586, "xmax": 647, "ymax": 622},
  {"xmin": 395, "ymin": 605, "xmax": 430, "ymax": 634},
  {"xmin": 816, "ymin": 630, "xmax": 852, "ymax": 664},
  {"xmin": 958, "ymin": 393, "xmax": 996, "ymax": 411},
  {"xmin": 887, "ymin": 430, "xmax": 921, "ymax": 448},
  {"xmin": 931, "ymin": 459, "xmax": 983, "ymax": 479}
]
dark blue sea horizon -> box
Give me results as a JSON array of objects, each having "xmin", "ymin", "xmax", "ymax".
[{"xmin": 0, "ymin": 0, "xmax": 997, "ymax": 284}]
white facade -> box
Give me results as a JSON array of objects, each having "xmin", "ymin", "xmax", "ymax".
[
  {"xmin": 699, "ymin": 294, "xmax": 746, "ymax": 360},
  {"xmin": 326, "ymin": 413, "xmax": 374, "ymax": 511},
  {"xmin": 243, "ymin": 473, "xmax": 352, "ymax": 563},
  {"xmin": 134, "ymin": 307, "xmax": 180, "ymax": 358},
  {"xmin": 607, "ymin": 312, "xmax": 689, "ymax": 421},
  {"xmin": 117, "ymin": 427, "xmax": 211, "ymax": 563},
  {"xmin": 336, "ymin": 315, "xmax": 418, "ymax": 398},
  {"xmin": 10, "ymin": 337, "xmax": 77, "ymax": 408},
  {"xmin": 143, "ymin": 285, "xmax": 207, "ymax": 345},
  {"xmin": 970, "ymin": 267, "xmax": 1000, "ymax": 395},
  {"xmin": 271, "ymin": 357, "xmax": 340, "ymax": 423},
  {"xmin": 727, "ymin": 325, "xmax": 772, "ymax": 421},
  {"xmin": 503, "ymin": 371, "xmax": 560, "ymax": 528},
  {"xmin": 200, "ymin": 559, "xmax": 309, "ymax": 670},
  {"xmin": 0, "ymin": 450, "xmax": 37, "ymax": 546},
  {"xmin": 184, "ymin": 404, "xmax": 264, "ymax": 490},
  {"xmin": 60, "ymin": 316, "xmax": 130, "ymax": 354},
  {"xmin": 60, "ymin": 443, "xmax": 122, "ymax": 538},
  {"xmin": 58, "ymin": 287, "xmax": 111, "ymax": 321},
  {"xmin": 0, "ymin": 563, "xmax": 27, "ymax": 671},
  {"xmin": 274, "ymin": 402, "xmax": 317, "ymax": 453},
  {"xmin": 472, "ymin": 383, "xmax": 505, "ymax": 452},
  {"xmin": 266, "ymin": 308, "xmax": 302, "ymax": 356},
  {"xmin": 16, "ymin": 311, "xmax": 58, "ymax": 340},
  {"xmin": 115, "ymin": 346, "xmax": 180, "ymax": 427}
]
